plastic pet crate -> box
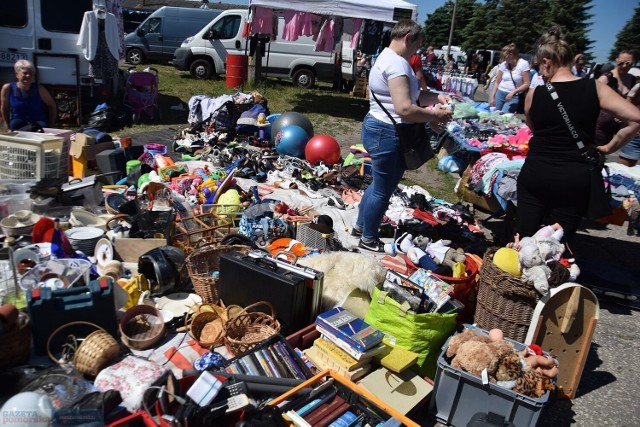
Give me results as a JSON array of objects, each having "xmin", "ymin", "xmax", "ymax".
[
  {"xmin": 0, "ymin": 132, "xmax": 65, "ymax": 180},
  {"xmin": 429, "ymin": 328, "xmax": 550, "ymax": 427}
]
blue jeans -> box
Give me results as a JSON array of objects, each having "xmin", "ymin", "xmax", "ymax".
[
  {"xmin": 494, "ymin": 89, "xmax": 519, "ymax": 113},
  {"xmin": 355, "ymin": 113, "xmax": 404, "ymax": 240}
]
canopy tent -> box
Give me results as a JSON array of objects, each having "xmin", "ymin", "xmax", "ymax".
[{"xmin": 249, "ymin": 0, "xmax": 417, "ymax": 23}]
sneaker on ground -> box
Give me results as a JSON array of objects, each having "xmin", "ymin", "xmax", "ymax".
[
  {"xmin": 351, "ymin": 228, "xmax": 362, "ymax": 238},
  {"xmin": 359, "ymin": 238, "xmax": 385, "ymax": 253}
]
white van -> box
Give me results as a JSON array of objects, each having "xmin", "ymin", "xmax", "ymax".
[
  {"xmin": 0, "ymin": 0, "xmax": 93, "ymax": 86},
  {"xmin": 124, "ymin": 6, "xmax": 221, "ymax": 65},
  {"xmin": 173, "ymin": 9, "xmax": 352, "ymax": 89}
]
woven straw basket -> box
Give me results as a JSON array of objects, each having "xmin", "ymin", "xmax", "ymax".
[
  {"xmin": 47, "ymin": 321, "xmax": 120, "ymax": 377},
  {"xmin": 186, "ymin": 244, "xmax": 251, "ymax": 304},
  {"xmin": 186, "ymin": 303, "xmax": 229, "ymax": 348},
  {"xmin": 474, "ymin": 247, "xmax": 539, "ymax": 342},
  {"xmin": 224, "ymin": 301, "xmax": 280, "ymax": 355},
  {"xmin": 0, "ymin": 312, "xmax": 31, "ymax": 369}
]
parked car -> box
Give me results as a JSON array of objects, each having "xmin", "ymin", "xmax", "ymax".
[
  {"xmin": 124, "ymin": 6, "xmax": 221, "ymax": 65},
  {"xmin": 172, "ymin": 9, "xmax": 353, "ymax": 89}
]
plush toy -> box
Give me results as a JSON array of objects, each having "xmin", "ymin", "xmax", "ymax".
[
  {"xmin": 446, "ymin": 327, "xmax": 557, "ymax": 398},
  {"xmin": 521, "ymin": 264, "xmax": 552, "ymax": 295}
]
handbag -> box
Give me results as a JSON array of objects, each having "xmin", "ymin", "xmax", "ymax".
[
  {"xmin": 545, "ymin": 82, "xmax": 612, "ymax": 219},
  {"xmin": 371, "ymin": 90, "xmax": 434, "ymax": 170},
  {"xmin": 508, "ymin": 68, "xmax": 526, "ymax": 114}
]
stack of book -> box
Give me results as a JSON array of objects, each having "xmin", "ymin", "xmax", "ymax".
[{"xmin": 304, "ymin": 307, "xmax": 385, "ymax": 381}]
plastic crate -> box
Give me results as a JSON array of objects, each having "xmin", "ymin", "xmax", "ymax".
[
  {"xmin": 429, "ymin": 329, "xmax": 549, "ymax": 427},
  {"xmin": 0, "ymin": 132, "xmax": 64, "ymax": 180}
]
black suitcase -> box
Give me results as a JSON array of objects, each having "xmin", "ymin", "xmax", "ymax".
[{"xmin": 218, "ymin": 251, "xmax": 308, "ymax": 334}]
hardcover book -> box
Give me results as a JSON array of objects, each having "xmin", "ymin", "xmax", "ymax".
[
  {"xmin": 303, "ymin": 346, "xmax": 372, "ymax": 382},
  {"xmin": 316, "ymin": 323, "xmax": 386, "ymax": 361},
  {"xmin": 313, "ymin": 338, "xmax": 370, "ymax": 371},
  {"xmin": 315, "ymin": 307, "xmax": 384, "ymax": 352}
]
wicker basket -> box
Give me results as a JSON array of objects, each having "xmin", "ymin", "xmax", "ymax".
[
  {"xmin": 474, "ymin": 248, "xmax": 539, "ymax": 342},
  {"xmin": 0, "ymin": 311, "xmax": 31, "ymax": 369},
  {"xmin": 224, "ymin": 301, "xmax": 281, "ymax": 355},
  {"xmin": 185, "ymin": 303, "xmax": 229, "ymax": 348},
  {"xmin": 47, "ymin": 321, "xmax": 120, "ymax": 377},
  {"xmin": 185, "ymin": 244, "xmax": 251, "ymax": 304}
]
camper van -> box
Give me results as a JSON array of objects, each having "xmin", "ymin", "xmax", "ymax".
[
  {"xmin": 173, "ymin": 9, "xmax": 352, "ymax": 88},
  {"xmin": 0, "ymin": 0, "xmax": 107, "ymax": 123},
  {"xmin": 124, "ymin": 6, "xmax": 221, "ymax": 65}
]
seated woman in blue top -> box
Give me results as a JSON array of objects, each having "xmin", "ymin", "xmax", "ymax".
[{"xmin": 1, "ymin": 59, "xmax": 57, "ymax": 131}]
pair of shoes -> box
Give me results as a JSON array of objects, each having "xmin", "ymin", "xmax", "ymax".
[
  {"xmin": 359, "ymin": 238, "xmax": 385, "ymax": 252},
  {"xmin": 351, "ymin": 227, "xmax": 362, "ymax": 238}
]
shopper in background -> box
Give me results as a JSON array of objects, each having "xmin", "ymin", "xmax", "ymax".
[
  {"xmin": 515, "ymin": 26, "xmax": 640, "ymax": 243},
  {"xmin": 409, "ymin": 50, "xmax": 428, "ymax": 90},
  {"xmin": 489, "ymin": 43, "xmax": 531, "ymax": 113},
  {"xmin": 571, "ymin": 53, "xmax": 588, "ymax": 78},
  {"xmin": 1, "ymin": 59, "xmax": 57, "ymax": 131},
  {"xmin": 618, "ymin": 79, "xmax": 640, "ymax": 167},
  {"xmin": 352, "ymin": 20, "xmax": 452, "ymax": 252},
  {"xmin": 424, "ymin": 45, "xmax": 437, "ymax": 65}
]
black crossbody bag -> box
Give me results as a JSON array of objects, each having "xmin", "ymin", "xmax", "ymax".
[
  {"xmin": 545, "ymin": 82, "xmax": 612, "ymax": 219},
  {"xmin": 370, "ymin": 90, "xmax": 434, "ymax": 170}
]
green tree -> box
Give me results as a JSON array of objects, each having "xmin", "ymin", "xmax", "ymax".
[
  {"xmin": 545, "ymin": 0, "xmax": 594, "ymax": 59},
  {"xmin": 424, "ymin": 0, "xmax": 478, "ymax": 50},
  {"xmin": 611, "ymin": 6, "xmax": 640, "ymax": 60}
]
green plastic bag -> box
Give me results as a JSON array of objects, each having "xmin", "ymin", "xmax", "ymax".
[{"xmin": 364, "ymin": 287, "xmax": 457, "ymax": 379}]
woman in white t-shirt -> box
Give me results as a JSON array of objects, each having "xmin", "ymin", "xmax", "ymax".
[
  {"xmin": 351, "ymin": 20, "xmax": 452, "ymax": 252},
  {"xmin": 489, "ymin": 43, "xmax": 531, "ymax": 113}
]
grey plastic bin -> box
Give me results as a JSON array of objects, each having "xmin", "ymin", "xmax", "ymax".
[{"xmin": 429, "ymin": 328, "xmax": 550, "ymax": 427}]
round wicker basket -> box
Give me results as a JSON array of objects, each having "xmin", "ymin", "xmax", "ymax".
[
  {"xmin": 0, "ymin": 311, "xmax": 31, "ymax": 369},
  {"xmin": 474, "ymin": 247, "xmax": 539, "ymax": 342},
  {"xmin": 224, "ymin": 301, "xmax": 280, "ymax": 355},
  {"xmin": 120, "ymin": 305, "xmax": 167, "ymax": 351},
  {"xmin": 185, "ymin": 303, "xmax": 228, "ymax": 348},
  {"xmin": 46, "ymin": 321, "xmax": 120, "ymax": 377},
  {"xmin": 185, "ymin": 244, "xmax": 251, "ymax": 304}
]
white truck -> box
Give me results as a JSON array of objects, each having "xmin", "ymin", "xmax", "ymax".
[
  {"xmin": 172, "ymin": 9, "xmax": 355, "ymax": 89},
  {"xmin": 0, "ymin": 0, "xmax": 109, "ymax": 123}
]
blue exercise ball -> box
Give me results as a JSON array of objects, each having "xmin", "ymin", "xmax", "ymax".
[
  {"xmin": 263, "ymin": 113, "xmax": 281, "ymax": 142},
  {"xmin": 275, "ymin": 125, "xmax": 310, "ymax": 158},
  {"xmin": 270, "ymin": 112, "xmax": 314, "ymax": 145}
]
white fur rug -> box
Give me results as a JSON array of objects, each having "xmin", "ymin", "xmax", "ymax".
[{"xmin": 298, "ymin": 252, "xmax": 386, "ymax": 311}]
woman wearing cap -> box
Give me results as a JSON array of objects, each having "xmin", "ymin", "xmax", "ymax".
[
  {"xmin": 351, "ymin": 20, "xmax": 452, "ymax": 252},
  {"xmin": 1, "ymin": 59, "xmax": 57, "ymax": 131}
]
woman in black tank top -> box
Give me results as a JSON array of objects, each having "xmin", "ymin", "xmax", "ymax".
[{"xmin": 515, "ymin": 26, "xmax": 640, "ymax": 243}]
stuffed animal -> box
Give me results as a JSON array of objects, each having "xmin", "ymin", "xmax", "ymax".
[
  {"xmin": 446, "ymin": 327, "xmax": 557, "ymax": 398},
  {"xmin": 521, "ymin": 264, "xmax": 552, "ymax": 295}
]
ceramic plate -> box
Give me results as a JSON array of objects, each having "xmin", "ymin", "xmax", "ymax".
[{"xmin": 155, "ymin": 292, "xmax": 202, "ymax": 316}]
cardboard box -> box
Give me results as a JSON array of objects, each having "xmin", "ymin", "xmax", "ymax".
[
  {"xmin": 457, "ymin": 166, "xmax": 502, "ymax": 213},
  {"xmin": 69, "ymin": 133, "xmax": 115, "ymax": 178}
]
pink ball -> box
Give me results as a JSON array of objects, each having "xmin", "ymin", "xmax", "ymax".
[{"xmin": 305, "ymin": 134, "xmax": 341, "ymax": 165}]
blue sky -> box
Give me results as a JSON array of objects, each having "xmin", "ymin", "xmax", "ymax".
[{"xmin": 416, "ymin": 0, "xmax": 638, "ymax": 63}]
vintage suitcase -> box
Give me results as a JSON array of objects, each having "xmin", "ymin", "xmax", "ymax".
[
  {"xmin": 247, "ymin": 250, "xmax": 324, "ymax": 325},
  {"xmin": 218, "ymin": 251, "xmax": 308, "ymax": 334},
  {"xmin": 26, "ymin": 277, "xmax": 117, "ymax": 355}
]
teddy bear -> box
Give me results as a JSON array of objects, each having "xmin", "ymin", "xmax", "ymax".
[
  {"xmin": 385, "ymin": 234, "xmax": 467, "ymax": 276},
  {"xmin": 445, "ymin": 327, "xmax": 557, "ymax": 398},
  {"xmin": 511, "ymin": 227, "xmax": 566, "ymax": 295}
]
